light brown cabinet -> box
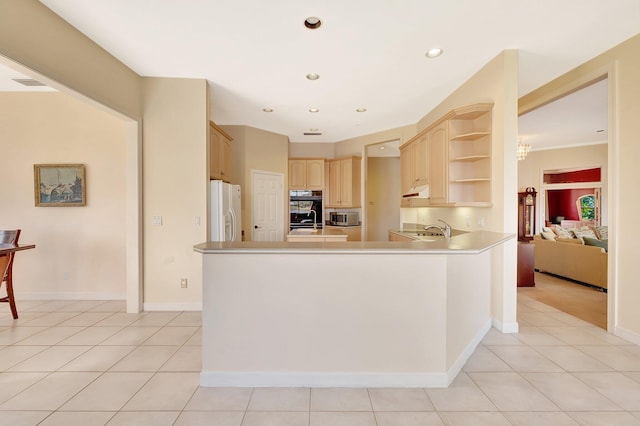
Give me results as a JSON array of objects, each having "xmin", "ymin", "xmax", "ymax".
[
  {"xmin": 388, "ymin": 231, "xmax": 414, "ymax": 242},
  {"xmin": 209, "ymin": 121, "xmax": 233, "ymax": 182},
  {"xmin": 428, "ymin": 122, "xmax": 448, "ymax": 204},
  {"xmin": 400, "ymin": 103, "xmax": 493, "ymax": 207},
  {"xmin": 327, "ymin": 157, "xmax": 361, "ymax": 208},
  {"xmin": 400, "ymin": 135, "xmax": 428, "ymax": 195},
  {"xmin": 288, "ymin": 159, "xmax": 324, "ymax": 190},
  {"xmin": 325, "ymin": 225, "xmax": 362, "ymax": 241}
]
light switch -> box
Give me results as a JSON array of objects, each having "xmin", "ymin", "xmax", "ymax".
[
  {"xmin": 194, "ymin": 216, "xmax": 201, "ymax": 226},
  {"xmin": 152, "ymin": 215, "xmax": 162, "ymax": 226}
]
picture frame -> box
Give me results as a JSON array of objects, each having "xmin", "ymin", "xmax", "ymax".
[{"xmin": 34, "ymin": 164, "xmax": 86, "ymax": 207}]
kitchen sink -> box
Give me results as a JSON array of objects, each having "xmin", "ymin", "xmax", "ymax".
[{"xmin": 402, "ymin": 228, "xmax": 468, "ymax": 237}]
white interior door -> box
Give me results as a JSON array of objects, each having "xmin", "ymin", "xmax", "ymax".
[{"xmin": 251, "ymin": 170, "xmax": 284, "ymax": 241}]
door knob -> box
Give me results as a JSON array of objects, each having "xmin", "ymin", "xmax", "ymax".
[{"xmin": 254, "ymin": 225, "xmax": 260, "ymax": 229}]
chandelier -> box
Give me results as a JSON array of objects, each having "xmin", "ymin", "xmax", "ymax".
[{"xmin": 517, "ymin": 139, "xmax": 531, "ymax": 161}]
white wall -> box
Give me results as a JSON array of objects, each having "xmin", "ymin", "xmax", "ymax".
[
  {"xmin": 141, "ymin": 78, "xmax": 209, "ymax": 310},
  {"xmin": 289, "ymin": 142, "xmax": 334, "ymax": 159},
  {"xmin": 0, "ymin": 92, "xmax": 128, "ymax": 298}
]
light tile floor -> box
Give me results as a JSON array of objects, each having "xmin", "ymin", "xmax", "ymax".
[{"xmin": 1, "ymin": 296, "xmax": 640, "ymax": 425}]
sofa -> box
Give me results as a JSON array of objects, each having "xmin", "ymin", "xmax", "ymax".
[{"xmin": 532, "ymin": 231, "xmax": 608, "ymax": 290}]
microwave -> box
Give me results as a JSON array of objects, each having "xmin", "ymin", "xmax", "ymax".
[{"xmin": 330, "ymin": 212, "xmax": 359, "ymax": 226}]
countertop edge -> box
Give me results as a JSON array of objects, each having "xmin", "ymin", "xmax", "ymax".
[{"xmin": 194, "ymin": 231, "xmax": 515, "ymax": 255}]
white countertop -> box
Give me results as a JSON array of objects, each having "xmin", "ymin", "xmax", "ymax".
[{"xmin": 194, "ymin": 230, "xmax": 514, "ymax": 255}]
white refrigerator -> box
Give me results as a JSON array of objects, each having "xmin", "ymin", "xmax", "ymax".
[{"xmin": 210, "ymin": 180, "xmax": 242, "ymax": 242}]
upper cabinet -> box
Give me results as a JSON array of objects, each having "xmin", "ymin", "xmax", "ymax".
[
  {"xmin": 209, "ymin": 121, "xmax": 233, "ymax": 182},
  {"xmin": 400, "ymin": 103, "xmax": 493, "ymax": 207},
  {"xmin": 400, "ymin": 134, "xmax": 428, "ymax": 195},
  {"xmin": 327, "ymin": 156, "xmax": 361, "ymax": 208},
  {"xmin": 288, "ymin": 158, "xmax": 325, "ymax": 190},
  {"xmin": 428, "ymin": 121, "xmax": 449, "ymax": 204}
]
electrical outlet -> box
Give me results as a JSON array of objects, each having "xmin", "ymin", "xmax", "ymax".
[{"xmin": 180, "ymin": 278, "xmax": 188, "ymax": 288}]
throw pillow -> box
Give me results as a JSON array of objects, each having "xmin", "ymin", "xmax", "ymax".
[
  {"xmin": 583, "ymin": 236, "xmax": 608, "ymax": 252},
  {"xmin": 540, "ymin": 231, "xmax": 557, "ymax": 241},
  {"xmin": 572, "ymin": 226, "xmax": 597, "ymax": 240},
  {"xmin": 595, "ymin": 225, "xmax": 608, "ymax": 240},
  {"xmin": 542, "ymin": 226, "xmax": 555, "ymax": 233},
  {"xmin": 552, "ymin": 226, "xmax": 573, "ymax": 239}
]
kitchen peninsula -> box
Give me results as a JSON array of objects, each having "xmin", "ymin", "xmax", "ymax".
[{"xmin": 194, "ymin": 231, "xmax": 513, "ymax": 388}]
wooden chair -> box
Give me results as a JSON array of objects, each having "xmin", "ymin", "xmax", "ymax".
[{"xmin": 0, "ymin": 229, "xmax": 21, "ymax": 319}]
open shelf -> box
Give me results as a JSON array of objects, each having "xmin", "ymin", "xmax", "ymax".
[
  {"xmin": 450, "ymin": 155, "xmax": 491, "ymax": 163},
  {"xmin": 450, "ymin": 178, "xmax": 491, "ymax": 183},
  {"xmin": 450, "ymin": 132, "xmax": 491, "ymax": 141}
]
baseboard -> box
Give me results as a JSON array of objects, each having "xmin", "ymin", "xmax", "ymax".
[
  {"xmin": 615, "ymin": 325, "xmax": 640, "ymax": 345},
  {"xmin": 15, "ymin": 292, "xmax": 125, "ymax": 300},
  {"xmin": 446, "ymin": 319, "xmax": 492, "ymax": 385},
  {"xmin": 200, "ymin": 371, "xmax": 449, "ymax": 388},
  {"xmin": 492, "ymin": 318, "xmax": 519, "ymax": 334},
  {"xmin": 143, "ymin": 302, "xmax": 202, "ymax": 311}
]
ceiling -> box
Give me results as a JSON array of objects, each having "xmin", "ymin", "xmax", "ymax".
[
  {"xmin": 6, "ymin": 1, "xmax": 640, "ymax": 146},
  {"xmin": 519, "ymin": 78, "xmax": 609, "ymax": 152}
]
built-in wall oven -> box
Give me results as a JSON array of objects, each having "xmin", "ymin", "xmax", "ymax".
[{"xmin": 289, "ymin": 190, "xmax": 323, "ymax": 230}]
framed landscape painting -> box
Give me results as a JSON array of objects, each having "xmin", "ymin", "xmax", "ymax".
[{"xmin": 34, "ymin": 164, "xmax": 86, "ymax": 207}]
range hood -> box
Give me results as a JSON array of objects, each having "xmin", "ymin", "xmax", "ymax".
[{"xmin": 402, "ymin": 184, "xmax": 430, "ymax": 199}]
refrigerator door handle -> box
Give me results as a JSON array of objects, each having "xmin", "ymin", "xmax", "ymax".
[{"xmin": 229, "ymin": 208, "xmax": 237, "ymax": 241}]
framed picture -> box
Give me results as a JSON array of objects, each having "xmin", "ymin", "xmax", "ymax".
[{"xmin": 34, "ymin": 164, "xmax": 86, "ymax": 207}]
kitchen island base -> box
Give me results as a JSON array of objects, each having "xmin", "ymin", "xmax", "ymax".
[{"xmin": 197, "ymin": 241, "xmax": 502, "ymax": 388}]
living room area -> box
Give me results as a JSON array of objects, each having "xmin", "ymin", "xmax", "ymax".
[{"xmin": 518, "ymin": 78, "xmax": 609, "ymax": 330}]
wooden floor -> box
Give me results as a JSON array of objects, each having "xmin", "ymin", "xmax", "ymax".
[{"xmin": 518, "ymin": 272, "xmax": 608, "ymax": 329}]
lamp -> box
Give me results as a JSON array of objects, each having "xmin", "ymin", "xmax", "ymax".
[{"xmin": 517, "ymin": 138, "xmax": 531, "ymax": 161}]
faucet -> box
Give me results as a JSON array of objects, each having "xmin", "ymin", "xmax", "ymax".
[
  {"xmin": 310, "ymin": 209, "xmax": 317, "ymax": 230},
  {"xmin": 423, "ymin": 219, "xmax": 451, "ymax": 238}
]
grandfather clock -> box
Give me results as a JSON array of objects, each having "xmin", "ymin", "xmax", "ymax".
[{"xmin": 518, "ymin": 187, "xmax": 537, "ymax": 241}]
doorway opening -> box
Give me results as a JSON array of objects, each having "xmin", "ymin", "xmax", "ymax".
[
  {"xmin": 363, "ymin": 140, "xmax": 400, "ymax": 241},
  {"xmin": 518, "ymin": 76, "xmax": 611, "ymax": 330}
]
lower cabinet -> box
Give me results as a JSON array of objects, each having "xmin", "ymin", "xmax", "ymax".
[
  {"xmin": 325, "ymin": 226, "xmax": 361, "ymax": 241},
  {"xmin": 388, "ymin": 231, "xmax": 414, "ymax": 242}
]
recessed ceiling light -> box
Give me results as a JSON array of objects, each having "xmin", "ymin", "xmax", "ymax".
[
  {"xmin": 304, "ymin": 17, "xmax": 322, "ymax": 29},
  {"xmin": 262, "ymin": 108, "xmax": 273, "ymax": 112},
  {"xmin": 309, "ymin": 128, "xmax": 319, "ymax": 132},
  {"xmin": 356, "ymin": 107, "xmax": 367, "ymax": 112},
  {"xmin": 425, "ymin": 47, "xmax": 443, "ymax": 58},
  {"xmin": 309, "ymin": 108, "xmax": 319, "ymax": 113},
  {"xmin": 379, "ymin": 146, "xmax": 386, "ymax": 150},
  {"xmin": 306, "ymin": 73, "xmax": 320, "ymax": 80}
]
